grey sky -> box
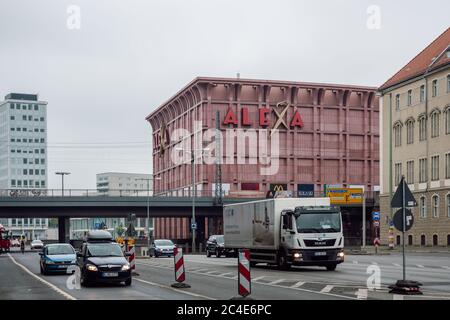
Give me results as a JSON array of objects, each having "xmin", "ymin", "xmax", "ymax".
[{"xmin": 0, "ymin": 0, "xmax": 448, "ymax": 189}]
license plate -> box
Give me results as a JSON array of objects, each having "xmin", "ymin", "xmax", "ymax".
[
  {"xmin": 57, "ymin": 265, "xmax": 66, "ymax": 268},
  {"xmin": 102, "ymin": 272, "xmax": 118, "ymax": 277},
  {"xmin": 314, "ymin": 252, "xmax": 326, "ymax": 256}
]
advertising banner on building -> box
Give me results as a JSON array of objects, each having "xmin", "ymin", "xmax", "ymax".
[
  {"xmin": 327, "ymin": 188, "xmax": 363, "ymax": 205},
  {"xmin": 297, "ymin": 184, "xmax": 314, "ymax": 198},
  {"xmin": 267, "ymin": 184, "xmax": 292, "ymax": 198}
]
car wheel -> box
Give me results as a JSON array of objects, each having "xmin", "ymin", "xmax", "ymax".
[
  {"xmin": 40, "ymin": 264, "xmax": 44, "ymax": 275},
  {"xmin": 80, "ymin": 274, "xmax": 90, "ymax": 287},
  {"xmin": 326, "ymin": 264, "xmax": 337, "ymax": 271},
  {"xmin": 206, "ymin": 249, "xmax": 211, "ymax": 257},
  {"xmin": 124, "ymin": 278, "xmax": 132, "ymax": 286},
  {"xmin": 215, "ymin": 249, "xmax": 221, "ymax": 258}
]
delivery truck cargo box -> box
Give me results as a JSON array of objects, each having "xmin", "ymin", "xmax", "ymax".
[{"xmin": 223, "ymin": 198, "xmax": 330, "ymax": 250}]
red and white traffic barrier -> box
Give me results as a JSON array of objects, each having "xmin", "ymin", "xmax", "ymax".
[
  {"xmin": 128, "ymin": 244, "xmax": 135, "ymax": 271},
  {"xmin": 238, "ymin": 249, "xmax": 251, "ymax": 298},
  {"xmin": 171, "ymin": 247, "xmax": 190, "ymax": 288}
]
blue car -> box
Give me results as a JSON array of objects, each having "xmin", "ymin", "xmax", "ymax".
[{"xmin": 39, "ymin": 243, "xmax": 77, "ymax": 275}]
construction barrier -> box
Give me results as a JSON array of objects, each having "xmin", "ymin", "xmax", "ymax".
[
  {"xmin": 171, "ymin": 247, "xmax": 190, "ymax": 288},
  {"xmin": 128, "ymin": 244, "xmax": 136, "ymax": 271},
  {"xmin": 238, "ymin": 249, "xmax": 251, "ymax": 298}
]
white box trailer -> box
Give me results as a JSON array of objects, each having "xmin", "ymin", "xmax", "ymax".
[{"xmin": 223, "ymin": 198, "xmax": 344, "ymax": 271}]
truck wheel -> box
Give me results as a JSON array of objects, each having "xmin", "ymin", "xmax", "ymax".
[
  {"xmin": 277, "ymin": 253, "xmax": 291, "ymax": 270},
  {"xmin": 326, "ymin": 264, "xmax": 337, "ymax": 271}
]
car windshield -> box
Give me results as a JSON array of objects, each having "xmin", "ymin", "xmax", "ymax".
[
  {"xmin": 296, "ymin": 212, "xmax": 341, "ymax": 233},
  {"xmin": 32, "ymin": 240, "xmax": 42, "ymax": 244},
  {"xmin": 215, "ymin": 236, "xmax": 224, "ymax": 244},
  {"xmin": 87, "ymin": 243, "xmax": 123, "ymax": 257},
  {"xmin": 154, "ymin": 240, "xmax": 173, "ymax": 246},
  {"xmin": 47, "ymin": 245, "xmax": 74, "ymax": 255}
]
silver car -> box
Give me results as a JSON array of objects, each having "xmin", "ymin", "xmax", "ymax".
[
  {"xmin": 149, "ymin": 239, "xmax": 176, "ymax": 257},
  {"xmin": 31, "ymin": 239, "xmax": 44, "ymax": 250}
]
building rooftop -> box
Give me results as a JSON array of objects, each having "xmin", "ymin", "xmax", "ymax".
[
  {"xmin": 379, "ymin": 27, "xmax": 450, "ymax": 91},
  {"xmin": 4, "ymin": 93, "xmax": 38, "ymax": 101}
]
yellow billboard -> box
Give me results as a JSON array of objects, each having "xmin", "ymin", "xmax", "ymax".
[{"xmin": 327, "ymin": 188, "xmax": 363, "ymax": 205}]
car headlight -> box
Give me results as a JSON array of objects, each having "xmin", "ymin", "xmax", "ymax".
[
  {"xmin": 337, "ymin": 251, "xmax": 345, "ymax": 258},
  {"xmin": 293, "ymin": 252, "xmax": 302, "ymax": 259},
  {"xmin": 86, "ymin": 264, "xmax": 98, "ymax": 272},
  {"xmin": 121, "ymin": 264, "xmax": 130, "ymax": 271},
  {"xmin": 45, "ymin": 259, "xmax": 55, "ymax": 264}
]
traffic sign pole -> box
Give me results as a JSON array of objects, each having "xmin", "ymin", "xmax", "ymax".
[{"xmin": 402, "ymin": 176, "xmax": 406, "ymax": 281}]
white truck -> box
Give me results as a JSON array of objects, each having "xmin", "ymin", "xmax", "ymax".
[{"xmin": 223, "ymin": 198, "xmax": 344, "ymax": 271}]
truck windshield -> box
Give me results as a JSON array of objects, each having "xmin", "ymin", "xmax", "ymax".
[{"xmin": 296, "ymin": 212, "xmax": 341, "ymax": 233}]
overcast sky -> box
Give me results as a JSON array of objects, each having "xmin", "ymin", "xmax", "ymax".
[{"xmin": 0, "ymin": 0, "xmax": 448, "ymax": 189}]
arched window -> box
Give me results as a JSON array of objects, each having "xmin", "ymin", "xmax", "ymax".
[
  {"xmin": 408, "ymin": 234, "xmax": 413, "ymax": 246},
  {"xmin": 421, "ymin": 234, "xmax": 426, "ymax": 246},
  {"xmin": 430, "ymin": 109, "xmax": 440, "ymax": 138},
  {"xmin": 406, "ymin": 118, "xmax": 415, "ymax": 144},
  {"xmin": 396, "ymin": 235, "xmax": 401, "ymax": 245},
  {"xmin": 419, "ymin": 196, "xmax": 427, "ymax": 218},
  {"xmin": 393, "ymin": 121, "xmax": 403, "ymax": 147},
  {"xmin": 432, "ymin": 194, "xmax": 440, "ymax": 218},
  {"xmin": 433, "ymin": 234, "xmax": 439, "ymax": 246}
]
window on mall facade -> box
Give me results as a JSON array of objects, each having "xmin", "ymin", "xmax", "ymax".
[
  {"xmin": 394, "ymin": 123, "xmax": 402, "ymax": 147},
  {"xmin": 419, "ymin": 115, "xmax": 427, "ymax": 141},
  {"xmin": 431, "ymin": 111, "xmax": 440, "ymax": 138},
  {"xmin": 406, "ymin": 119, "xmax": 414, "ymax": 144},
  {"xmin": 407, "ymin": 160, "xmax": 414, "ymax": 184},
  {"xmin": 419, "ymin": 158, "xmax": 428, "ymax": 183},
  {"xmin": 432, "ymin": 194, "xmax": 440, "ymax": 218},
  {"xmin": 419, "ymin": 196, "xmax": 427, "ymax": 218},
  {"xmin": 431, "ymin": 155, "xmax": 440, "ymax": 181},
  {"xmin": 394, "ymin": 162, "xmax": 402, "ymax": 186}
]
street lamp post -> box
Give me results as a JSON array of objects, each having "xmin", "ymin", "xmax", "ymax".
[{"xmin": 55, "ymin": 172, "xmax": 70, "ymax": 196}]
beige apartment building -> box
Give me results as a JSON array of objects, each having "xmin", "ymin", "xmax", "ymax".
[{"xmin": 379, "ymin": 28, "xmax": 450, "ymax": 247}]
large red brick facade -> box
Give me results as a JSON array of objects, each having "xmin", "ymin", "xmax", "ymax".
[{"xmin": 146, "ymin": 77, "xmax": 379, "ymax": 244}]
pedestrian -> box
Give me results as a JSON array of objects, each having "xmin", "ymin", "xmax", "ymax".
[{"xmin": 20, "ymin": 238, "xmax": 25, "ymax": 254}]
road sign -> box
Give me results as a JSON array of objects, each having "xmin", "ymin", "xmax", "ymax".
[
  {"xmin": 391, "ymin": 177, "xmax": 417, "ymax": 208},
  {"xmin": 372, "ymin": 211, "xmax": 380, "ymax": 221},
  {"xmin": 191, "ymin": 223, "xmax": 197, "ymax": 230},
  {"xmin": 393, "ymin": 208, "xmax": 414, "ymax": 232},
  {"xmin": 373, "ymin": 221, "xmax": 380, "ymax": 227}
]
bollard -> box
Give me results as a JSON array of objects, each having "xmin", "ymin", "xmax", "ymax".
[
  {"xmin": 127, "ymin": 241, "xmax": 139, "ymax": 276},
  {"xmin": 171, "ymin": 247, "xmax": 191, "ymax": 288},
  {"xmin": 231, "ymin": 249, "xmax": 253, "ymax": 300}
]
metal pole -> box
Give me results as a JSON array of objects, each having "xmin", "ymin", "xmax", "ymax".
[
  {"xmin": 402, "ymin": 176, "xmax": 406, "ymax": 281},
  {"xmin": 61, "ymin": 174, "xmax": 64, "ymax": 197},
  {"xmin": 192, "ymin": 152, "xmax": 196, "ymax": 253},
  {"xmin": 362, "ymin": 190, "xmax": 366, "ymax": 248},
  {"xmin": 147, "ymin": 179, "xmax": 150, "ymax": 255}
]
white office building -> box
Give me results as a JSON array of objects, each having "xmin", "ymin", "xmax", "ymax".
[
  {"xmin": 0, "ymin": 93, "xmax": 49, "ymax": 239},
  {"xmin": 70, "ymin": 172, "xmax": 154, "ymax": 239}
]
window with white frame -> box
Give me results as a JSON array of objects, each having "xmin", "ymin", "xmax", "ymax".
[
  {"xmin": 406, "ymin": 119, "xmax": 414, "ymax": 144},
  {"xmin": 432, "ymin": 194, "xmax": 439, "ymax": 218},
  {"xmin": 406, "ymin": 160, "xmax": 414, "ymax": 184},
  {"xmin": 395, "ymin": 94, "xmax": 400, "ymax": 110},
  {"xmin": 420, "ymin": 85, "xmax": 425, "ymax": 102},
  {"xmin": 446, "ymin": 193, "xmax": 450, "ymax": 218},
  {"xmin": 431, "ymin": 155, "xmax": 440, "ymax": 181},
  {"xmin": 419, "ymin": 115, "xmax": 427, "ymax": 141},
  {"xmin": 419, "ymin": 158, "xmax": 428, "ymax": 183},
  {"xmin": 420, "ymin": 196, "xmax": 427, "ymax": 218},
  {"xmin": 431, "ymin": 110, "xmax": 440, "ymax": 138},
  {"xmin": 394, "ymin": 162, "xmax": 402, "ymax": 186},
  {"xmin": 394, "ymin": 122, "xmax": 402, "ymax": 147},
  {"xmin": 432, "ymin": 79, "xmax": 438, "ymax": 97},
  {"xmin": 407, "ymin": 90, "xmax": 412, "ymax": 106}
]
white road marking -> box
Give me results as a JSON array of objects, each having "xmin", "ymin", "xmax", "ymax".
[
  {"xmin": 231, "ymin": 275, "xmax": 238, "ymax": 280},
  {"xmin": 134, "ymin": 278, "xmax": 216, "ymax": 300},
  {"xmin": 442, "ymin": 266, "xmax": 450, "ymax": 270},
  {"xmin": 290, "ymin": 281, "xmax": 305, "ymax": 288},
  {"xmin": 320, "ymin": 285, "xmax": 334, "ymax": 293},
  {"xmin": 371, "ymin": 262, "xmax": 378, "ymax": 265},
  {"xmin": 252, "ymin": 276, "xmax": 266, "ymax": 282},
  {"xmin": 268, "ymin": 279, "xmax": 286, "ymax": 285},
  {"xmin": 7, "ymin": 253, "xmax": 76, "ymax": 300},
  {"xmin": 206, "ymin": 270, "xmax": 218, "ymax": 274},
  {"xmin": 352, "ymin": 260, "xmax": 358, "ymax": 264},
  {"xmin": 218, "ymin": 272, "xmax": 234, "ymax": 277},
  {"xmin": 393, "ymin": 263, "xmax": 401, "ymax": 267},
  {"xmin": 356, "ymin": 288, "xmax": 368, "ymax": 300},
  {"xmin": 416, "ymin": 264, "xmax": 424, "ymax": 268},
  {"xmin": 393, "ymin": 294, "xmax": 404, "ymax": 300}
]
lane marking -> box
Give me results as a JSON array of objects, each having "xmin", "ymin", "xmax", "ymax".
[
  {"xmin": 7, "ymin": 253, "xmax": 76, "ymax": 300},
  {"xmin": 356, "ymin": 288, "xmax": 368, "ymax": 300},
  {"xmin": 252, "ymin": 276, "xmax": 266, "ymax": 282},
  {"xmin": 371, "ymin": 262, "xmax": 378, "ymax": 265},
  {"xmin": 134, "ymin": 278, "xmax": 216, "ymax": 300},
  {"xmin": 442, "ymin": 266, "xmax": 450, "ymax": 270},
  {"xmin": 290, "ymin": 281, "xmax": 305, "ymax": 288},
  {"xmin": 320, "ymin": 285, "xmax": 334, "ymax": 293},
  {"xmin": 268, "ymin": 279, "xmax": 286, "ymax": 285},
  {"xmin": 416, "ymin": 264, "xmax": 424, "ymax": 268},
  {"xmin": 393, "ymin": 294, "xmax": 404, "ymax": 300},
  {"xmin": 231, "ymin": 275, "xmax": 238, "ymax": 280},
  {"xmin": 218, "ymin": 272, "xmax": 233, "ymax": 277},
  {"xmin": 393, "ymin": 263, "xmax": 401, "ymax": 267}
]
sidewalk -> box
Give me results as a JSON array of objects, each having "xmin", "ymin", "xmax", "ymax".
[{"xmin": 345, "ymin": 246, "xmax": 450, "ymax": 255}]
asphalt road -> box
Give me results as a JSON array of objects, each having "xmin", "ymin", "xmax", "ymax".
[{"xmin": 1, "ymin": 248, "xmax": 449, "ymax": 300}]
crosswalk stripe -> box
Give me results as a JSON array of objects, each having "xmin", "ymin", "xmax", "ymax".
[
  {"xmin": 320, "ymin": 285, "xmax": 334, "ymax": 293},
  {"xmin": 252, "ymin": 276, "xmax": 266, "ymax": 282},
  {"xmin": 268, "ymin": 279, "xmax": 286, "ymax": 285},
  {"xmin": 290, "ymin": 281, "xmax": 305, "ymax": 288},
  {"xmin": 416, "ymin": 264, "xmax": 424, "ymax": 268}
]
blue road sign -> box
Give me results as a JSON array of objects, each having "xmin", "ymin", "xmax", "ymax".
[{"xmin": 372, "ymin": 211, "xmax": 380, "ymax": 221}]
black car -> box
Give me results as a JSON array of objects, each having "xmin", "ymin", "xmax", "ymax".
[
  {"xmin": 206, "ymin": 235, "xmax": 235, "ymax": 258},
  {"xmin": 77, "ymin": 230, "xmax": 132, "ymax": 286}
]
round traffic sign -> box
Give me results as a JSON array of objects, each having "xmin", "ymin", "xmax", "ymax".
[{"xmin": 393, "ymin": 209, "xmax": 414, "ymax": 232}]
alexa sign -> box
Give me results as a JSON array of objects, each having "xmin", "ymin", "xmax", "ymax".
[{"xmin": 223, "ymin": 101, "xmax": 304, "ymax": 129}]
